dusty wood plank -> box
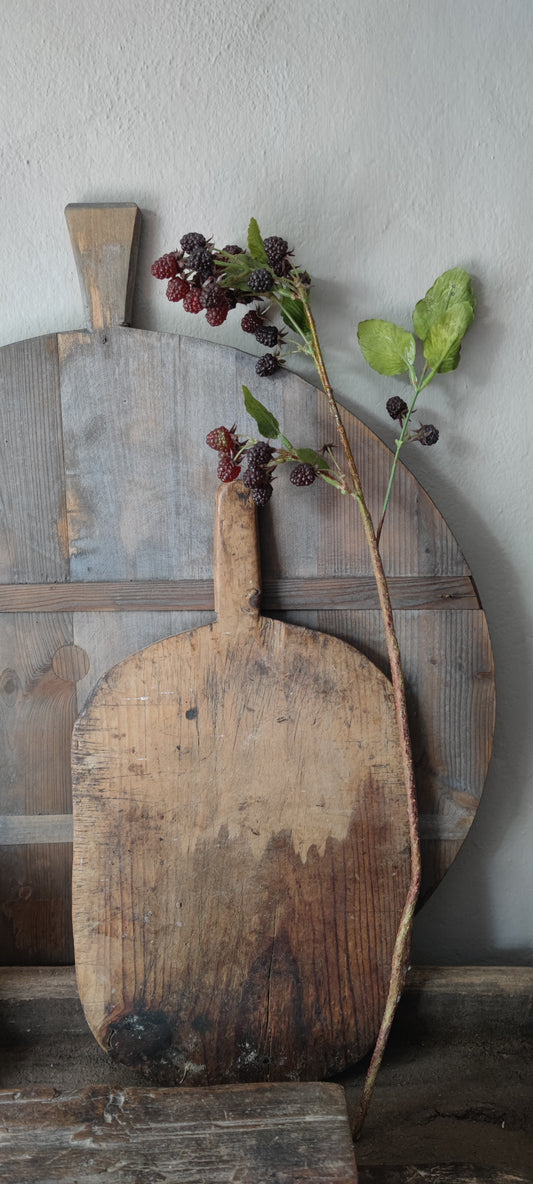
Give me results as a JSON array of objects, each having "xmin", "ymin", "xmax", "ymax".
[
  {"xmin": 0, "ymin": 814, "xmax": 73, "ymax": 844},
  {"xmin": 65, "ymin": 203, "xmax": 142, "ymax": 330},
  {"xmin": 0, "ymin": 1081, "xmax": 358, "ymax": 1183},
  {"xmin": 0, "ymin": 574, "xmax": 479, "ymax": 612},
  {"xmin": 358, "ymin": 1168, "xmax": 529, "ymax": 1183},
  {"xmin": 71, "ymin": 483, "xmax": 410, "ymax": 1083}
]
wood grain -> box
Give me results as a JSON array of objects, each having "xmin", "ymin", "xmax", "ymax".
[
  {"xmin": 71, "ymin": 482, "xmax": 410, "ymax": 1082},
  {"xmin": 65, "ymin": 203, "xmax": 141, "ymax": 330},
  {"xmin": 0, "ymin": 1081, "xmax": 358, "ymax": 1184}
]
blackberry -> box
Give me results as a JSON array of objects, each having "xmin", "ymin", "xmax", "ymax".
[
  {"xmin": 206, "ymin": 303, "xmax": 229, "ymax": 326},
  {"xmin": 241, "ymin": 310, "xmax": 264, "ymax": 334},
  {"xmin": 201, "ymin": 282, "xmax": 227, "ymax": 309},
  {"xmin": 221, "ymin": 244, "xmax": 245, "ymax": 255},
  {"xmin": 386, "ymin": 396, "xmax": 409, "ymax": 422},
  {"xmin": 255, "ymin": 353, "xmax": 279, "ymax": 377},
  {"xmin": 263, "ymin": 236, "xmax": 288, "ymax": 269},
  {"xmin": 166, "ymin": 276, "xmax": 190, "ymax": 303},
  {"xmin": 246, "ymin": 441, "xmax": 274, "ymax": 464},
  {"xmin": 290, "ymin": 463, "xmax": 316, "ymax": 487},
  {"xmin": 183, "ymin": 286, "xmax": 204, "ymax": 314},
  {"xmin": 217, "ymin": 453, "xmax": 241, "ymax": 482},
  {"xmin": 206, "ymin": 426, "xmax": 234, "ymax": 452},
  {"xmin": 415, "ymin": 423, "xmax": 439, "ymax": 446},
  {"xmin": 248, "ymin": 268, "xmax": 274, "ymax": 293},
  {"xmin": 234, "ymin": 291, "xmax": 257, "ymax": 305},
  {"xmin": 224, "ymin": 289, "xmax": 238, "ymax": 310},
  {"xmin": 242, "ymin": 461, "xmax": 270, "ymax": 490},
  {"xmin": 151, "ymin": 252, "xmax": 179, "ymax": 280},
  {"xmin": 187, "ymin": 247, "xmax": 213, "ymax": 274},
  {"xmin": 255, "ymin": 324, "xmax": 279, "ymax": 348},
  {"xmin": 252, "ymin": 484, "xmax": 273, "ymax": 507},
  {"xmin": 180, "ymin": 232, "xmax": 206, "ymax": 253}
]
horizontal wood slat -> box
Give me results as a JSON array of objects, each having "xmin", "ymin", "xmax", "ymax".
[
  {"xmin": 0, "ymin": 814, "xmax": 73, "ymax": 845},
  {"xmin": 0, "ymin": 574, "xmax": 479, "ymax": 612}
]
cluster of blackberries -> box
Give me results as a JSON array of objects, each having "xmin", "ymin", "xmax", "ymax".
[
  {"xmin": 385, "ymin": 396, "xmax": 439, "ymax": 446},
  {"xmin": 240, "ymin": 441, "xmax": 275, "ymax": 506},
  {"xmin": 206, "ymin": 429, "xmax": 320, "ymax": 504},
  {"xmin": 152, "ymin": 231, "xmax": 293, "ymax": 374},
  {"xmin": 152, "ymin": 233, "xmax": 256, "ymax": 328}
]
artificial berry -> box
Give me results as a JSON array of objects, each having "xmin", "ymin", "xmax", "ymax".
[
  {"xmin": 152, "ymin": 252, "xmax": 180, "ymax": 280},
  {"xmin": 263, "ymin": 236, "xmax": 288, "ymax": 269},
  {"xmin": 166, "ymin": 276, "xmax": 190, "ymax": 302},
  {"xmin": 246, "ymin": 441, "xmax": 275, "ymax": 464},
  {"xmin": 386, "ymin": 396, "xmax": 409, "ymax": 421},
  {"xmin": 255, "ymin": 324, "xmax": 279, "ymax": 348},
  {"xmin": 252, "ymin": 484, "xmax": 273, "ymax": 507},
  {"xmin": 290, "ymin": 463, "xmax": 316, "ymax": 487},
  {"xmin": 206, "ymin": 427, "xmax": 234, "ymax": 453},
  {"xmin": 221, "ymin": 244, "xmax": 245, "ymax": 255},
  {"xmin": 241, "ymin": 310, "xmax": 264, "ymax": 334},
  {"xmin": 183, "ymin": 286, "xmax": 204, "ymax": 314},
  {"xmin": 255, "ymin": 353, "xmax": 279, "ymax": 377},
  {"xmin": 415, "ymin": 423, "xmax": 440, "ymax": 446},
  {"xmin": 217, "ymin": 453, "xmax": 241, "ymax": 483},
  {"xmin": 242, "ymin": 462, "xmax": 271, "ymax": 490},
  {"xmin": 201, "ymin": 283, "xmax": 227, "ymax": 309},
  {"xmin": 248, "ymin": 268, "xmax": 274, "ymax": 293},
  {"xmin": 180, "ymin": 232, "xmax": 206, "ymax": 253},
  {"xmin": 205, "ymin": 304, "xmax": 229, "ymax": 326},
  {"xmin": 187, "ymin": 247, "xmax": 213, "ymax": 274}
]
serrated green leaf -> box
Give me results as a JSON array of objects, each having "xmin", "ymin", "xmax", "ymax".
[
  {"xmin": 423, "ymin": 301, "xmax": 475, "ymax": 372},
  {"xmin": 295, "ymin": 447, "xmax": 329, "ymax": 470},
  {"xmin": 242, "ymin": 385, "xmax": 280, "ymax": 439},
  {"xmin": 247, "ymin": 218, "xmax": 269, "ymax": 265},
  {"xmin": 413, "ymin": 268, "xmax": 475, "ymax": 341},
  {"xmin": 357, "ymin": 319, "xmax": 416, "ymax": 376},
  {"xmin": 278, "ymin": 295, "xmax": 310, "ymax": 338}
]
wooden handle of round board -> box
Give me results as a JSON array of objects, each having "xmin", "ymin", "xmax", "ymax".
[
  {"xmin": 214, "ymin": 481, "xmax": 261, "ymax": 630},
  {"xmin": 65, "ymin": 202, "xmax": 142, "ymax": 330}
]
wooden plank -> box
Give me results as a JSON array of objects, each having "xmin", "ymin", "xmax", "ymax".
[
  {"xmin": 0, "ymin": 1082, "xmax": 358, "ymax": 1183},
  {"xmin": 0, "ymin": 574, "xmax": 479, "ymax": 612},
  {"xmin": 358, "ymin": 1168, "xmax": 530, "ymax": 1183},
  {"xmin": 0, "ymin": 815, "xmax": 73, "ymax": 844},
  {"xmin": 65, "ymin": 203, "xmax": 141, "ymax": 331}
]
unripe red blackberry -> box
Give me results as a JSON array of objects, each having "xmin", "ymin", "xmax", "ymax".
[
  {"xmin": 206, "ymin": 426, "xmax": 234, "ymax": 452},
  {"xmin": 183, "ymin": 286, "xmax": 204, "ymax": 314},
  {"xmin": 166, "ymin": 276, "xmax": 190, "ymax": 303},
  {"xmin": 248, "ymin": 268, "xmax": 274, "ymax": 293},
  {"xmin": 152, "ymin": 252, "xmax": 180, "ymax": 279},
  {"xmin": 242, "ymin": 462, "xmax": 270, "ymax": 490},
  {"xmin": 255, "ymin": 324, "xmax": 279, "ymax": 348},
  {"xmin": 386, "ymin": 396, "xmax": 409, "ymax": 421},
  {"xmin": 246, "ymin": 441, "xmax": 275, "ymax": 464},
  {"xmin": 217, "ymin": 453, "xmax": 241, "ymax": 482},
  {"xmin": 263, "ymin": 236, "xmax": 288, "ymax": 269},
  {"xmin": 241, "ymin": 310, "xmax": 264, "ymax": 334},
  {"xmin": 180, "ymin": 232, "xmax": 206, "ymax": 253},
  {"xmin": 290, "ymin": 463, "xmax": 316, "ymax": 487},
  {"xmin": 252, "ymin": 484, "xmax": 273, "ymax": 507},
  {"xmin": 415, "ymin": 423, "xmax": 439, "ymax": 446},
  {"xmin": 255, "ymin": 354, "xmax": 279, "ymax": 377},
  {"xmin": 206, "ymin": 303, "xmax": 229, "ymax": 326}
]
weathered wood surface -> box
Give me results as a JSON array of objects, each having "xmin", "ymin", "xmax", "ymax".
[
  {"xmin": 65, "ymin": 202, "xmax": 141, "ymax": 331},
  {"xmin": 0, "ymin": 202, "xmax": 496, "ymax": 964},
  {"xmin": 71, "ymin": 481, "xmax": 409, "ymax": 1082},
  {"xmin": 358, "ymin": 1169, "xmax": 530, "ymax": 1183},
  {"xmin": 0, "ymin": 1081, "xmax": 358, "ymax": 1183}
]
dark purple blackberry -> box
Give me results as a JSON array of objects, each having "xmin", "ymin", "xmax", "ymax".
[
  {"xmin": 386, "ymin": 396, "xmax": 409, "ymax": 422},
  {"xmin": 187, "ymin": 246, "xmax": 213, "ymax": 273},
  {"xmin": 246, "ymin": 441, "xmax": 275, "ymax": 464},
  {"xmin": 248, "ymin": 268, "xmax": 274, "ymax": 293},
  {"xmin": 290, "ymin": 463, "xmax": 316, "ymax": 487},
  {"xmin": 263, "ymin": 236, "xmax": 288, "ymax": 269},
  {"xmin": 255, "ymin": 354, "xmax": 279, "ymax": 377},
  {"xmin": 200, "ymin": 282, "xmax": 227, "ymax": 309},
  {"xmin": 415, "ymin": 423, "xmax": 439, "ymax": 446},
  {"xmin": 254, "ymin": 324, "xmax": 279, "ymax": 348},
  {"xmin": 241, "ymin": 310, "xmax": 264, "ymax": 334},
  {"xmin": 222, "ymin": 244, "xmax": 245, "ymax": 255},
  {"xmin": 234, "ymin": 291, "xmax": 257, "ymax": 305},
  {"xmin": 242, "ymin": 461, "xmax": 271, "ymax": 490},
  {"xmin": 224, "ymin": 289, "xmax": 238, "ymax": 310},
  {"xmin": 180, "ymin": 232, "xmax": 206, "ymax": 253},
  {"xmin": 252, "ymin": 484, "xmax": 273, "ymax": 507}
]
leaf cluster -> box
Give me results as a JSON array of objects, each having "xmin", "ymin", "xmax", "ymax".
[{"xmin": 358, "ymin": 268, "xmax": 475, "ymax": 377}]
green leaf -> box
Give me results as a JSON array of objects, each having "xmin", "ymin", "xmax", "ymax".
[
  {"xmin": 279, "ymin": 433, "xmax": 293, "ymax": 450},
  {"xmin": 247, "ymin": 218, "xmax": 269, "ymax": 265},
  {"xmin": 423, "ymin": 301, "xmax": 475, "ymax": 372},
  {"xmin": 413, "ymin": 268, "xmax": 475, "ymax": 342},
  {"xmin": 357, "ymin": 319, "xmax": 416, "ymax": 376},
  {"xmin": 295, "ymin": 447, "xmax": 329, "ymax": 470},
  {"xmin": 278, "ymin": 295, "xmax": 310, "ymax": 338},
  {"xmin": 242, "ymin": 385, "xmax": 280, "ymax": 439}
]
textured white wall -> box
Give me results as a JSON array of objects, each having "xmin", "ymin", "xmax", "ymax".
[{"xmin": 1, "ymin": 0, "xmax": 531, "ymax": 964}]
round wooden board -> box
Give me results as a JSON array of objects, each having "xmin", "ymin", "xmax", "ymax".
[{"xmin": 0, "ymin": 205, "xmax": 496, "ymax": 964}]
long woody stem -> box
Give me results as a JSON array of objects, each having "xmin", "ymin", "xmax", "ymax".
[{"xmin": 299, "ymin": 289, "xmax": 422, "ymax": 1139}]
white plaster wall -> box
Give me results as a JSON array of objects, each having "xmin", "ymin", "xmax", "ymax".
[{"xmin": 1, "ymin": 0, "xmax": 531, "ymax": 964}]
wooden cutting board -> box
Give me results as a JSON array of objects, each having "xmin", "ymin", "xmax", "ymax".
[
  {"xmin": 0, "ymin": 203, "xmax": 495, "ymax": 966},
  {"xmin": 71, "ymin": 479, "xmax": 410, "ymax": 1083}
]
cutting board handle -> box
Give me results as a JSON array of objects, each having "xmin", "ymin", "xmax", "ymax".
[
  {"xmin": 214, "ymin": 481, "xmax": 261, "ymax": 629},
  {"xmin": 65, "ymin": 203, "xmax": 142, "ymax": 330}
]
